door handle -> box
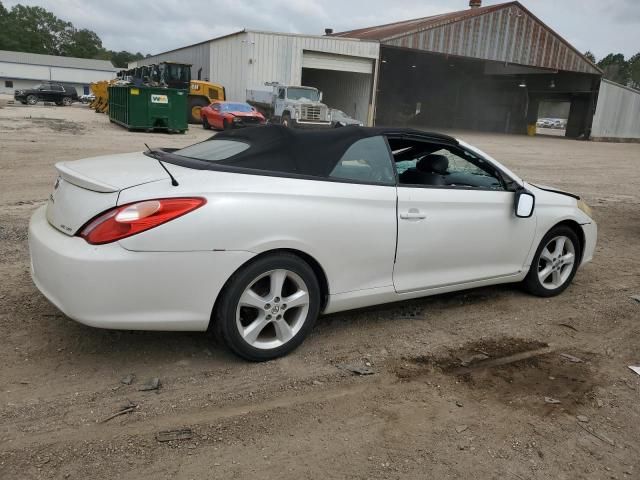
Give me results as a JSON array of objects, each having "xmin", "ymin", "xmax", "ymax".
[{"xmin": 400, "ymin": 209, "xmax": 426, "ymax": 220}]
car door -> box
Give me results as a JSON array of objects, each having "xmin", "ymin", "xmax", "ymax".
[
  {"xmin": 392, "ymin": 138, "xmax": 536, "ymax": 293},
  {"xmin": 38, "ymin": 83, "xmax": 52, "ymax": 102},
  {"xmin": 210, "ymin": 103, "xmax": 223, "ymax": 128}
]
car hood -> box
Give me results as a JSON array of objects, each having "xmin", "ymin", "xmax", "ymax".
[
  {"xmin": 528, "ymin": 183, "xmax": 580, "ymax": 200},
  {"xmin": 228, "ymin": 111, "xmax": 262, "ymax": 117}
]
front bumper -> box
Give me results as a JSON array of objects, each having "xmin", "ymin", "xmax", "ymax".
[
  {"xmin": 293, "ymin": 119, "xmax": 332, "ymax": 129},
  {"xmin": 29, "ymin": 206, "xmax": 254, "ymax": 331}
]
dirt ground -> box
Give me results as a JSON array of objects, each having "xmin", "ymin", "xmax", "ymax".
[{"xmin": 0, "ymin": 99, "xmax": 639, "ymax": 480}]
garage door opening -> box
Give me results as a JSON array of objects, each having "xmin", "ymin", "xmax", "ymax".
[
  {"xmin": 536, "ymin": 101, "xmax": 570, "ymax": 137},
  {"xmin": 300, "ymin": 51, "xmax": 375, "ymax": 125}
]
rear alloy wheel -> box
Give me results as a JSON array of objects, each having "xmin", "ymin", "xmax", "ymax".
[
  {"xmin": 215, "ymin": 253, "xmax": 320, "ymax": 361},
  {"xmin": 26, "ymin": 95, "xmax": 38, "ymax": 105},
  {"xmin": 523, "ymin": 225, "xmax": 581, "ymax": 297},
  {"xmin": 62, "ymin": 96, "xmax": 72, "ymax": 106}
]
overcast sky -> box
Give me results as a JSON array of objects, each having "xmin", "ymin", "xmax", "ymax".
[{"xmin": 5, "ymin": 0, "xmax": 639, "ymax": 60}]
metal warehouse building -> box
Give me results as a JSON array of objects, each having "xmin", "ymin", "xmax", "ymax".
[
  {"xmin": 131, "ymin": 31, "xmax": 380, "ymax": 125},
  {"xmin": 0, "ymin": 50, "xmax": 117, "ymax": 96},
  {"xmin": 132, "ymin": 0, "xmax": 640, "ymax": 140},
  {"xmin": 334, "ymin": 0, "xmax": 602, "ymax": 137}
]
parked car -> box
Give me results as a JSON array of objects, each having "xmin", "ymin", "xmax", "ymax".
[
  {"xmin": 29, "ymin": 125, "xmax": 597, "ymax": 361},
  {"xmin": 79, "ymin": 93, "xmax": 95, "ymax": 104},
  {"xmin": 14, "ymin": 83, "xmax": 78, "ymax": 106},
  {"xmin": 331, "ymin": 109, "xmax": 364, "ymax": 127},
  {"xmin": 201, "ymin": 101, "xmax": 265, "ymax": 130}
]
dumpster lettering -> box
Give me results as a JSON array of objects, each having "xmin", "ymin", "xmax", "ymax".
[{"xmin": 151, "ymin": 94, "xmax": 169, "ymax": 104}]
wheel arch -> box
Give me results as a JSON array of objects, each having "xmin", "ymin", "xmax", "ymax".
[
  {"xmin": 551, "ymin": 219, "xmax": 586, "ymax": 262},
  {"xmin": 208, "ymin": 248, "xmax": 330, "ymax": 330}
]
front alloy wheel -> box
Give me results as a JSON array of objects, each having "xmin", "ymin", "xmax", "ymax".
[
  {"xmin": 26, "ymin": 95, "xmax": 38, "ymax": 105},
  {"xmin": 215, "ymin": 253, "xmax": 320, "ymax": 361},
  {"xmin": 523, "ymin": 225, "xmax": 581, "ymax": 297}
]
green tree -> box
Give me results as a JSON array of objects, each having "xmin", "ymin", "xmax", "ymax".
[
  {"xmin": 583, "ymin": 51, "xmax": 596, "ymax": 63},
  {"xmin": 62, "ymin": 28, "xmax": 104, "ymax": 58},
  {"xmin": 0, "ymin": 1, "xmax": 146, "ymax": 68},
  {"xmin": 628, "ymin": 53, "xmax": 640, "ymax": 89},
  {"xmin": 108, "ymin": 50, "xmax": 145, "ymax": 68},
  {"xmin": 597, "ymin": 53, "xmax": 630, "ymax": 85}
]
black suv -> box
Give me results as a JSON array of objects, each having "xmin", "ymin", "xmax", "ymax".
[{"xmin": 14, "ymin": 82, "xmax": 79, "ymax": 106}]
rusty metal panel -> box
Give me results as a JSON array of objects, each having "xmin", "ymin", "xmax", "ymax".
[{"xmin": 360, "ymin": 3, "xmax": 599, "ymax": 75}]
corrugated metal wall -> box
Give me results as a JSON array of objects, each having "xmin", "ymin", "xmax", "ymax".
[
  {"xmin": 209, "ymin": 31, "xmax": 379, "ymax": 122},
  {"xmin": 133, "ymin": 42, "xmax": 211, "ymax": 82},
  {"xmin": 384, "ymin": 3, "xmax": 599, "ymax": 75},
  {"xmin": 592, "ymin": 79, "xmax": 640, "ymax": 141}
]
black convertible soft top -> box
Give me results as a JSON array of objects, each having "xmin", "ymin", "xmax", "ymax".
[{"xmin": 155, "ymin": 125, "xmax": 458, "ymax": 178}]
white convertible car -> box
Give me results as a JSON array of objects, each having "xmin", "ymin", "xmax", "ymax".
[{"xmin": 29, "ymin": 126, "xmax": 597, "ymax": 360}]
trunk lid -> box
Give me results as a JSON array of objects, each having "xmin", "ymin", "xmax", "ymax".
[{"xmin": 46, "ymin": 152, "xmax": 169, "ymax": 235}]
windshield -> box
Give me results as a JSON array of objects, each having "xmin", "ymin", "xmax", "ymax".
[
  {"xmin": 287, "ymin": 87, "xmax": 320, "ymax": 101},
  {"xmin": 173, "ymin": 140, "xmax": 249, "ymax": 162},
  {"xmin": 221, "ymin": 103, "xmax": 253, "ymax": 112}
]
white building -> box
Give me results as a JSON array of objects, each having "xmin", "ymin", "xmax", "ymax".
[
  {"xmin": 130, "ymin": 30, "xmax": 380, "ymax": 125},
  {"xmin": 0, "ymin": 50, "xmax": 117, "ymax": 96}
]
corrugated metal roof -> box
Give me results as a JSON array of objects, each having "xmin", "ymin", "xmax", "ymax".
[
  {"xmin": 0, "ymin": 50, "xmax": 117, "ymax": 71},
  {"xmin": 333, "ymin": 1, "xmax": 601, "ymax": 75}
]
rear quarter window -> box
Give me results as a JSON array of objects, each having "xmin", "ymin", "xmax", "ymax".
[{"xmin": 174, "ymin": 140, "xmax": 249, "ymax": 161}]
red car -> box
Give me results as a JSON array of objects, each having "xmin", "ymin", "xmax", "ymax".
[{"xmin": 201, "ymin": 101, "xmax": 266, "ymax": 130}]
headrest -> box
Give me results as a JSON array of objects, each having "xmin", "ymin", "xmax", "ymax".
[{"xmin": 417, "ymin": 154, "xmax": 449, "ymax": 174}]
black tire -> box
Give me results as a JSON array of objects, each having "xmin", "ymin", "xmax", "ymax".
[
  {"xmin": 188, "ymin": 96, "xmax": 209, "ymax": 124},
  {"xmin": 202, "ymin": 116, "xmax": 210, "ymax": 130},
  {"xmin": 281, "ymin": 113, "xmax": 292, "ymax": 127},
  {"xmin": 222, "ymin": 118, "xmax": 231, "ymax": 130},
  {"xmin": 26, "ymin": 95, "xmax": 38, "ymax": 105},
  {"xmin": 214, "ymin": 253, "xmax": 321, "ymax": 361},
  {"xmin": 522, "ymin": 225, "xmax": 581, "ymax": 297},
  {"xmin": 62, "ymin": 96, "xmax": 72, "ymax": 106}
]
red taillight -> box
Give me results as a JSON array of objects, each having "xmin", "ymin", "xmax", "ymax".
[{"xmin": 78, "ymin": 197, "xmax": 206, "ymax": 245}]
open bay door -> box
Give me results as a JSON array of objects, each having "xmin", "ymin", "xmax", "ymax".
[{"xmin": 301, "ymin": 51, "xmax": 375, "ymax": 125}]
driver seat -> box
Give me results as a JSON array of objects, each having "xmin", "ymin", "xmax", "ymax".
[{"xmin": 400, "ymin": 154, "xmax": 449, "ymax": 185}]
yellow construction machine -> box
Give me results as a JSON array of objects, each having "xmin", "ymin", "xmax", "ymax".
[{"xmin": 89, "ymin": 62, "xmax": 225, "ymax": 123}]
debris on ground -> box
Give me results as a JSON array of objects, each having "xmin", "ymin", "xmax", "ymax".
[
  {"xmin": 559, "ymin": 353, "xmax": 583, "ymax": 363},
  {"xmin": 138, "ymin": 377, "xmax": 161, "ymax": 391},
  {"xmin": 576, "ymin": 415, "xmax": 589, "ymax": 423},
  {"xmin": 556, "ymin": 323, "xmax": 579, "ymax": 332},
  {"xmin": 630, "ymin": 295, "xmax": 640, "ymax": 303},
  {"xmin": 156, "ymin": 428, "xmax": 193, "ymax": 442},
  {"xmin": 455, "ymin": 401, "xmax": 464, "ymax": 408},
  {"xmin": 457, "ymin": 353, "xmax": 489, "ymax": 367},
  {"xmin": 455, "ymin": 425, "xmax": 468, "ymax": 433},
  {"xmin": 337, "ymin": 364, "xmax": 376, "ymax": 376},
  {"xmin": 628, "ymin": 366, "xmax": 640, "ymax": 376},
  {"xmin": 544, "ymin": 397, "xmax": 561, "ymax": 404},
  {"xmin": 120, "ymin": 373, "xmax": 135, "ymax": 385},
  {"xmin": 99, "ymin": 401, "xmax": 137, "ymax": 424},
  {"xmin": 577, "ymin": 422, "xmax": 615, "ymax": 446}
]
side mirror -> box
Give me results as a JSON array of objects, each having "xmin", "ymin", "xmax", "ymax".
[
  {"xmin": 515, "ymin": 189, "xmax": 535, "ymax": 218},
  {"xmin": 319, "ymin": 91, "xmax": 323, "ymax": 101}
]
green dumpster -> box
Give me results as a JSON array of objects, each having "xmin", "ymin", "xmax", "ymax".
[{"xmin": 108, "ymin": 85, "xmax": 188, "ymax": 133}]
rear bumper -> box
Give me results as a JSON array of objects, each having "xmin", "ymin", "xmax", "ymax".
[
  {"xmin": 29, "ymin": 206, "xmax": 254, "ymax": 331},
  {"xmin": 580, "ymin": 221, "xmax": 597, "ymax": 266}
]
